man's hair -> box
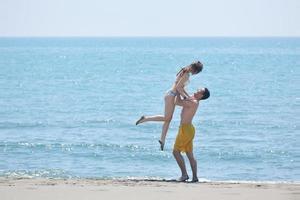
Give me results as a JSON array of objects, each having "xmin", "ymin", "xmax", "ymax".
[{"xmin": 201, "ymin": 88, "xmax": 210, "ymax": 100}]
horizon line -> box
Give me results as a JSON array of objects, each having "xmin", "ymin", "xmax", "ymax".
[{"xmin": 0, "ymin": 35, "xmax": 300, "ymax": 38}]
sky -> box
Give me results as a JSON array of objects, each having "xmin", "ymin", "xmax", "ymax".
[{"xmin": 0, "ymin": 0, "xmax": 299, "ymax": 37}]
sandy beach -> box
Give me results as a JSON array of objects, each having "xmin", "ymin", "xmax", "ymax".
[{"xmin": 0, "ymin": 178, "xmax": 299, "ymax": 200}]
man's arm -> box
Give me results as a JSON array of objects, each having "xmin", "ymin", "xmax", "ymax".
[
  {"xmin": 175, "ymin": 94, "xmax": 184, "ymax": 106},
  {"xmin": 176, "ymin": 86, "xmax": 190, "ymax": 99},
  {"xmin": 175, "ymin": 94, "xmax": 192, "ymax": 107}
]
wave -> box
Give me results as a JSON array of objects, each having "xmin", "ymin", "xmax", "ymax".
[
  {"xmin": 1, "ymin": 171, "xmax": 298, "ymax": 184},
  {"xmin": 0, "ymin": 141, "xmax": 154, "ymax": 156},
  {"xmin": 0, "ymin": 169, "xmax": 73, "ymax": 179},
  {"xmin": 0, "ymin": 119, "xmax": 117, "ymax": 129}
]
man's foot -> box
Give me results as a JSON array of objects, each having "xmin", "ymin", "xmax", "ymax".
[
  {"xmin": 177, "ymin": 175, "xmax": 189, "ymax": 182},
  {"xmin": 135, "ymin": 116, "xmax": 145, "ymax": 125},
  {"xmin": 158, "ymin": 140, "xmax": 165, "ymax": 151},
  {"xmin": 191, "ymin": 177, "xmax": 199, "ymax": 183}
]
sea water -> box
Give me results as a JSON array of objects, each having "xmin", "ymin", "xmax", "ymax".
[{"xmin": 0, "ymin": 37, "xmax": 299, "ymax": 181}]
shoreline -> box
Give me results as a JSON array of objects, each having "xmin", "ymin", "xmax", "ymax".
[
  {"xmin": 1, "ymin": 176, "xmax": 299, "ymax": 184},
  {"xmin": 1, "ymin": 177, "xmax": 299, "ymax": 200}
]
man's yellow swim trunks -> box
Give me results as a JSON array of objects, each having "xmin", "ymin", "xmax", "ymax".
[{"xmin": 173, "ymin": 124, "xmax": 195, "ymax": 153}]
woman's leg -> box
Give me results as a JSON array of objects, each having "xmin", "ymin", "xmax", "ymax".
[
  {"xmin": 159, "ymin": 95, "xmax": 175, "ymax": 150},
  {"xmin": 136, "ymin": 115, "xmax": 165, "ymax": 125},
  {"xmin": 143, "ymin": 115, "xmax": 165, "ymax": 122},
  {"xmin": 136, "ymin": 95, "xmax": 175, "ymax": 125}
]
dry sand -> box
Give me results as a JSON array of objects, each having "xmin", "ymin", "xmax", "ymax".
[{"xmin": 0, "ymin": 178, "xmax": 299, "ymax": 200}]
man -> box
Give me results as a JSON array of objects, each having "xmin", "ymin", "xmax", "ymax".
[{"xmin": 173, "ymin": 87, "xmax": 210, "ymax": 182}]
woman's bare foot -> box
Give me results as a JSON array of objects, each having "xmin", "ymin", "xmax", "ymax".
[
  {"xmin": 158, "ymin": 140, "xmax": 165, "ymax": 151},
  {"xmin": 177, "ymin": 175, "xmax": 189, "ymax": 182},
  {"xmin": 135, "ymin": 116, "xmax": 145, "ymax": 125}
]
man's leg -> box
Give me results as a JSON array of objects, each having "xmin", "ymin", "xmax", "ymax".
[
  {"xmin": 173, "ymin": 149, "xmax": 189, "ymax": 181},
  {"xmin": 186, "ymin": 151, "xmax": 198, "ymax": 182}
]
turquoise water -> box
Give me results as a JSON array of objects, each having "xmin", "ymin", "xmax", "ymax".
[{"xmin": 0, "ymin": 37, "xmax": 299, "ymax": 181}]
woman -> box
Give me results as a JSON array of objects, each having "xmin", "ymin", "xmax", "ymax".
[{"xmin": 136, "ymin": 61, "xmax": 203, "ymax": 150}]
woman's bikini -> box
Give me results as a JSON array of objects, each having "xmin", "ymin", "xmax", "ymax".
[{"xmin": 166, "ymin": 90, "xmax": 178, "ymax": 97}]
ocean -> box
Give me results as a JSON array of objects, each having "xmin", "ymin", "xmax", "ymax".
[{"xmin": 0, "ymin": 37, "xmax": 299, "ymax": 182}]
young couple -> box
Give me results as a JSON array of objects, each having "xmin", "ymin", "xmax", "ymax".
[{"xmin": 136, "ymin": 61, "xmax": 210, "ymax": 182}]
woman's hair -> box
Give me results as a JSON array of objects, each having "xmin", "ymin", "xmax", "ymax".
[
  {"xmin": 176, "ymin": 61, "xmax": 203, "ymax": 77},
  {"xmin": 190, "ymin": 61, "xmax": 203, "ymax": 74}
]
